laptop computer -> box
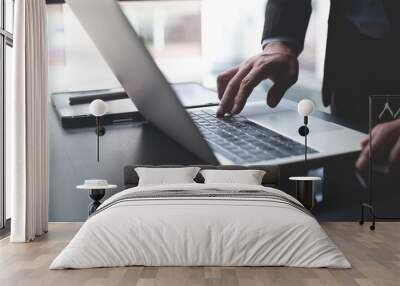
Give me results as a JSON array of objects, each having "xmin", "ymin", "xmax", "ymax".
[{"xmin": 67, "ymin": 0, "xmax": 366, "ymax": 165}]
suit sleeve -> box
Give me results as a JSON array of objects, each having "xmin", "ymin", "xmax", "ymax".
[{"xmin": 262, "ymin": 0, "xmax": 312, "ymax": 53}]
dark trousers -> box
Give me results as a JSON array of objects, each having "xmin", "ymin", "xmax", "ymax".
[
  {"xmin": 325, "ymin": 31, "xmax": 400, "ymax": 132},
  {"xmin": 317, "ymin": 31, "xmax": 400, "ymax": 219}
]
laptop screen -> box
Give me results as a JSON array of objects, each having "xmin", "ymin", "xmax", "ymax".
[{"xmin": 66, "ymin": 0, "xmax": 218, "ymax": 164}]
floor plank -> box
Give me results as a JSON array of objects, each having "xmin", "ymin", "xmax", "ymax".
[{"xmin": 0, "ymin": 222, "xmax": 399, "ymax": 286}]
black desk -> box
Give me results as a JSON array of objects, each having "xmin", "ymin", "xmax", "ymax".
[{"xmin": 49, "ymin": 98, "xmax": 363, "ymax": 222}]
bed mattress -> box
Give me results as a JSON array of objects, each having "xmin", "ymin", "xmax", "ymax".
[{"xmin": 50, "ymin": 183, "xmax": 350, "ymax": 269}]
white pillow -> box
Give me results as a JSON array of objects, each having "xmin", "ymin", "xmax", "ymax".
[
  {"xmin": 135, "ymin": 167, "xmax": 200, "ymax": 186},
  {"xmin": 200, "ymin": 169, "xmax": 266, "ymax": 185}
]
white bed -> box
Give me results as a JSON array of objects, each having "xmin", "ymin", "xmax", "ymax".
[{"xmin": 50, "ymin": 183, "xmax": 350, "ymax": 269}]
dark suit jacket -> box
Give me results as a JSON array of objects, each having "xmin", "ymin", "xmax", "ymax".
[{"xmin": 262, "ymin": 0, "xmax": 400, "ymax": 106}]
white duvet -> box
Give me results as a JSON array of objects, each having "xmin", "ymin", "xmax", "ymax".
[{"xmin": 50, "ymin": 183, "xmax": 350, "ymax": 269}]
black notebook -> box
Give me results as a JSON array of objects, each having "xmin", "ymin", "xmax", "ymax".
[{"xmin": 51, "ymin": 82, "xmax": 219, "ymax": 129}]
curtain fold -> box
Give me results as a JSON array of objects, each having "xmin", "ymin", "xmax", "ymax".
[{"xmin": 8, "ymin": 0, "xmax": 49, "ymax": 242}]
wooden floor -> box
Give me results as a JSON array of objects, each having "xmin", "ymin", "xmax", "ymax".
[{"xmin": 1, "ymin": 222, "xmax": 399, "ymax": 286}]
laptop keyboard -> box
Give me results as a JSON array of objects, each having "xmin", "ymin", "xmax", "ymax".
[{"xmin": 190, "ymin": 110, "xmax": 318, "ymax": 163}]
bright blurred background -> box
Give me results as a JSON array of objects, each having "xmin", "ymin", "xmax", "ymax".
[{"xmin": 47, "ymin": 0, "xmax": 330, "ymax": 111}]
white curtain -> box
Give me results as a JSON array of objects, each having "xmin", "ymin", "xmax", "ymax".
[{"xmin": 7, "ymin": 0, "xmax": 49, "ymax": 242}]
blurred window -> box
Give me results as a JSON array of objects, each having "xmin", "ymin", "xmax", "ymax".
[
  {"xmin": 47, "ymin": 0, "xmax": 329, "ymax": 111},
  {"xmin": 1, "ymin": 0, "xmax": 14, "ymax": 227}
]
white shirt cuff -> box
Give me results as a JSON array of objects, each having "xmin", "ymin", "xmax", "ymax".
[{"xmin": 261, "ymin": 37, "xmax": 300, "ymax": 54}]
